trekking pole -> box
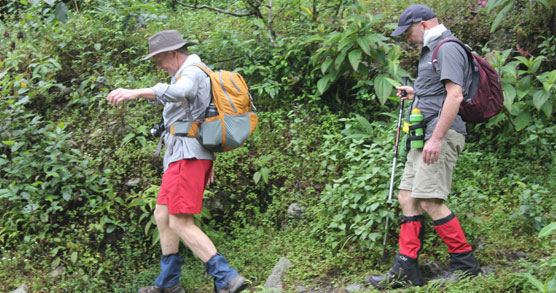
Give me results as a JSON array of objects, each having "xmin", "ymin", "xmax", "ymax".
[{"xmin": 381, "ymin": 76, "xmax": 409, "ymax": 258}]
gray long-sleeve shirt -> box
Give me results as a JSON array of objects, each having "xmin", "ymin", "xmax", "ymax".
[{"xmin": 150, "ymin": 54, "xmax": 214, "ymax": 171}]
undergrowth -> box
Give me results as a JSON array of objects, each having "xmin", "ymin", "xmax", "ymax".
[{"xmin": 0, "ymin": 0, "xmax": 555, "ymax": 292}]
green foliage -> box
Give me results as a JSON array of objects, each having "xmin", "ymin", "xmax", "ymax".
[
  {"xmin": 0, "ymin": 0, "xmax": 555, "ymax": 291},
  {"xmin": 204, "ymin": 108, "xmax": 341, "ymax": 230},
  {"xmin": 509, "ymin": 184, "xmax": 553, "ymax": 232},
  {"xmin": 539, "ymin": 222, "xmax": 556, "ymax": 238},
  {"xmin": 486, "ymin": 0, "xmax": 556, "ymax": 33},
  {"xmin": 310, "ymin": 114, "xmax": 399, "ymax": 253},
  {"xmin": 514, "ymin": 221, "xmax": 556, "ymax": 293},
  {"xmin": 484, "ymin": 49, "xmax": 556, "ymax": 135},
  {"xmin": 0, "ymin": 96, "xmax": 111, "ymax": 245},
  {"xmin": 308, "ymin": 3, "xmax": 408, "ymax": 113}
]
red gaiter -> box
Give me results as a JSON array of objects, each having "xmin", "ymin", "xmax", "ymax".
[
  {"xmin": 433, "ymin": 213, "xmax": 472, "ymax": 254},
  {"xmin": 398, "ymin": 215, "xmax": 425, "ymax": 259}
]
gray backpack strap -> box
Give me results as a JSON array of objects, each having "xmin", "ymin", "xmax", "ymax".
[{"xmin": 154, "ymin": 134, "xmax": 164, "ymax": 157}]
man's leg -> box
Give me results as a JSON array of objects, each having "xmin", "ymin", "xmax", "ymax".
[
  {"xmin": 397, "ymin": 190, "xmax": 426, "ymax": 264},
  {"xmin": 168, "ymin": 213, "xmax": 216, "ymax": 262},
  {"xmin": 169, "ymin": 214, "xmax": 246, "ymax": 293},
  {"xmin": 138, "ymin": 205, "xmax": 184, "ymax": 293},
  {"xmin": 419, "ymin": 199, "xmax": 481, "ymax": 277},
  {"xmin": 398, "ymin": 189, "xmax": 423, "ymax": 216},
  {"xmin": 153, "ymin": 205, "xmax": 183, "ymax": 290},
  {"xmin": 394, "ymin": 190, "xmax": 425, "ymax": 286},
  {"xmin": 155, "ymin": 204, "xmax": 180, "ymax": 255},
  {"xmin": 368, "ymin": 190, "xmax": 425, "ymax": 288}
]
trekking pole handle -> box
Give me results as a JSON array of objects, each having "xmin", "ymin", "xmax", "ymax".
[{"xmin": 401, "ymin": 76, "xmax": 409, "ymax": 97}]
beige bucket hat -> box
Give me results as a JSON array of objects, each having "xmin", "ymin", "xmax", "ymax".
[{"xmin": 141, "ymin": 30, "xmax": 196, "ymax": 61}]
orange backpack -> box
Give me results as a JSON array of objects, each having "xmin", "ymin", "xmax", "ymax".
[{"xmin": 170, "ymin": 64, "xmax": 258, "ymax": 152}]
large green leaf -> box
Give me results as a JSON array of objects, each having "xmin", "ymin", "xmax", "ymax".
[
  {"xmin": 321, "ymin": 58, "xmax": 333, "ymax": 74},
  {"xmin": 536, "ymin": 70, "xmax": 556, "ymax": 93},
  {"xmin": 537, "ymin": 0, "xmax": 550, "ymax": 9},
  {"xmin": 490, "ymin": 3, "xmax": 512, "ymax": 33},
  {"xmin": 385, "ymin": 77, "xmax": 401, "ymax": 88},
  {"xmin": 516, "ymin": 88, "xmax": 530, "ymax": 101},
  {"xmin": 538, "ymin": 222, "xmax": 556, "ymax": 238},
  {"xmin": 335, "ymin": 50, "xmax": 347, "ymax": 70},
  {"xmin": 373, "ymin": 74, "xmax": 393, "ymax": 105},
  {"xmin": 513, "ymin": 110, "xmax": 532, "ymax": 131},
  {"xmin": 317, "ymin": 74, "xmax": 331, "ymax": 95},
  {"xmin": 530, "ymin": 56, "xmax": 546, "ymax": 74},
  {"xmin": 338, "ymin": 38, "xmax": 355, "ymax": 52},
  {"xmin": 323, "ymin": 32, "xmax": 342, "ymax": 47},
  {"xmin": 486, "ymin": 0, "xmax": 507, "ymax": 13},
  {"xmin": 356, "ymin": 36, "xmax": 371, "ymax": 55},
  {"xmin": 541, "ymin": 101, "xmax": 552, "ymax": 118},
  {"xmin": 532, "ymin": 90, "xmax": 550, "ymax": 111},
  {"xmin": 369, "ymin": 33, "xmax": 387, "ymax": 46},
  {"xmin": 55, "ymin": 2, "xmax": 68, "ymax": 23},
  {"xmin": 302, "ymin": 35, "xmax": 324, "ymax": 45},
  {"xmin": 524, "ymin": 273, "xmax": 546, "ymax": 292},
  {"xmin": 355, "ymin": 114, "xmax": 373, "ymax": 134},
  {"xmin": 348, "ymin": 49, "xmax": 363, "ymax": 71},
  {"xmin": 502, "ymin": 84, "xmax": 516, "ymax": 110}
]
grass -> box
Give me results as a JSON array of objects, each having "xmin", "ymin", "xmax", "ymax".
[{"xmin": 0, "ymin": 193, "xmax": 554, "ymax": 292}]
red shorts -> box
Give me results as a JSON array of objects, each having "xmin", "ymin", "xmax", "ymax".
[{"xmin": 157, "ymin": 159, "xmax": 213, "ymax": 215}]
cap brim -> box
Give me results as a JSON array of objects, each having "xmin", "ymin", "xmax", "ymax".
[
  {"xmin": 141, "ymin": 42, "xmax": 197, "ymax": 61},
  {"xmin": 391, "ymin": 25, "xmax": 410, "ymax": 37}
]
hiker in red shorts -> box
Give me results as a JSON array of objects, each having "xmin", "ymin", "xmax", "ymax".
[{"xmin": 106, "ymin": 30, "xmax": 247, "ymax": 293}]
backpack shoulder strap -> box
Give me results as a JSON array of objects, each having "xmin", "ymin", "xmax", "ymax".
[
  {"xmin": 190, "ymin": 63, "xmax": 215, "ymax": 104},
  {"xmin": 191, "ymin": 63, "xmax": 214, "ymax": 76},
  {"xmin": 434, "ymin": 38, "xmax": 483, "ymax": 107},
  {"xmin": 431, "ymin": 38, "xmax": 474, "ymax": 72}
]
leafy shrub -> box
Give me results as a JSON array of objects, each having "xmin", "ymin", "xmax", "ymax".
[
  {"xmin": 308, "ymin": 10, "xmax": 406, "ymax": 107},
  {"xmin": 487, "ymin": 50, "xmax": 556, "ymax": 131},
  {"xmin": 309, "ymin": 114, "xmax": 400, "ymax": 254},
  {"xmin": 1, "ymin": 0, "xmax": 556, "ymax": 291},
  {"xmin": 0, "ymin": 95, "xmax": 112, "ymax": 248},
  {"xmin": 204, "ymin": 108, "xmax": 342, "ymax": 230}
]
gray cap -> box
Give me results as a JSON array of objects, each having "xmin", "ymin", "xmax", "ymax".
[
  {"xmin": 391, "ymin": 5, "xmax": 436, "ymax": 37},
  {"xmin": 141, "ymin": 30, "xmax": 196, "ymax": 61}
]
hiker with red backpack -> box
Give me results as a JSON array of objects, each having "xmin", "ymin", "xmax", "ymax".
[
  {"xmin": 368, "ymin": 5, "xmax": 485, "ymax": 289},
  {"xmin": 106, "ymin": 30, "xmax": 248, "ymax": 293}
]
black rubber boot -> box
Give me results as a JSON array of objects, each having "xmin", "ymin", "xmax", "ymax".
[
  {"xmin": 367, "ymin": 253, "xmax": 424, "ymax": 289},
  {"xmin": 439, "ymin": 250, "xmax": 483, "ymax": 281},
  {"xmin": 433, "ymin": 213, "xmax": 482, "ymax": 282},
  {"xmin": 433, "ymin": 251, "xmax": 482, "ymax": 283}
]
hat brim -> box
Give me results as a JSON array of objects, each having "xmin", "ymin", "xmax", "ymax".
[
  {"xmin": 391, "ymin": 24, "xmax": 410, "ymax": 37},
  {"xmin": 141, "ymin": 42, "xmax": 197, "ymax": 61}
]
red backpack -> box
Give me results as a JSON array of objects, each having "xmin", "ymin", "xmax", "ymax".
[{"xmin": 432, "ymin": 38, "xmax": 504, "ymax": 123}]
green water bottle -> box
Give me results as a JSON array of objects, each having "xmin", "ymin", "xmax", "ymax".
[{"xmin": 409, "ymin": 108, "xmax": 424, "ymax": 149}]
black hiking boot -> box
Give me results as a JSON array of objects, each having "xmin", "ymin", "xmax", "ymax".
[
  {"xmin": 432, "ymin": 250, "xmax": 482, "ymax": 284},
  {"xmin": 367, "ymin": 253, "xmax": 424, "ymax": 289}
]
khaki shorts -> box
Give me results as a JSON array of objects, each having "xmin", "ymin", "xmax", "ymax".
[{"xmin": 399, "ymin": 129, "xmax": 465, "ymax": 200}]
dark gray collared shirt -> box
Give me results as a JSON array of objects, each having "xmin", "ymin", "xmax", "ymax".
[{"xmin": 411, "ymin": 30, "xmax": 471, "ymax": 139}]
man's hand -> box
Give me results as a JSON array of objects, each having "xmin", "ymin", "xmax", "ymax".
[
  {"xmin": 395, "ymin": 86, "xmax": 415, "ymax": 100},
  {"xmin": 422, "ymin": 136, "xmax": 442, "ymax": 165},
  {"xmin": 424, "ymin": 81, "xmax": 464, "ymax": 165},
  {"xmin": 106, "ymin": 88, "xmax": 139, "ymax": 107},
  {"xmin": 207, "ymin": 163, "xmax": 215, "ymax": 185}
]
